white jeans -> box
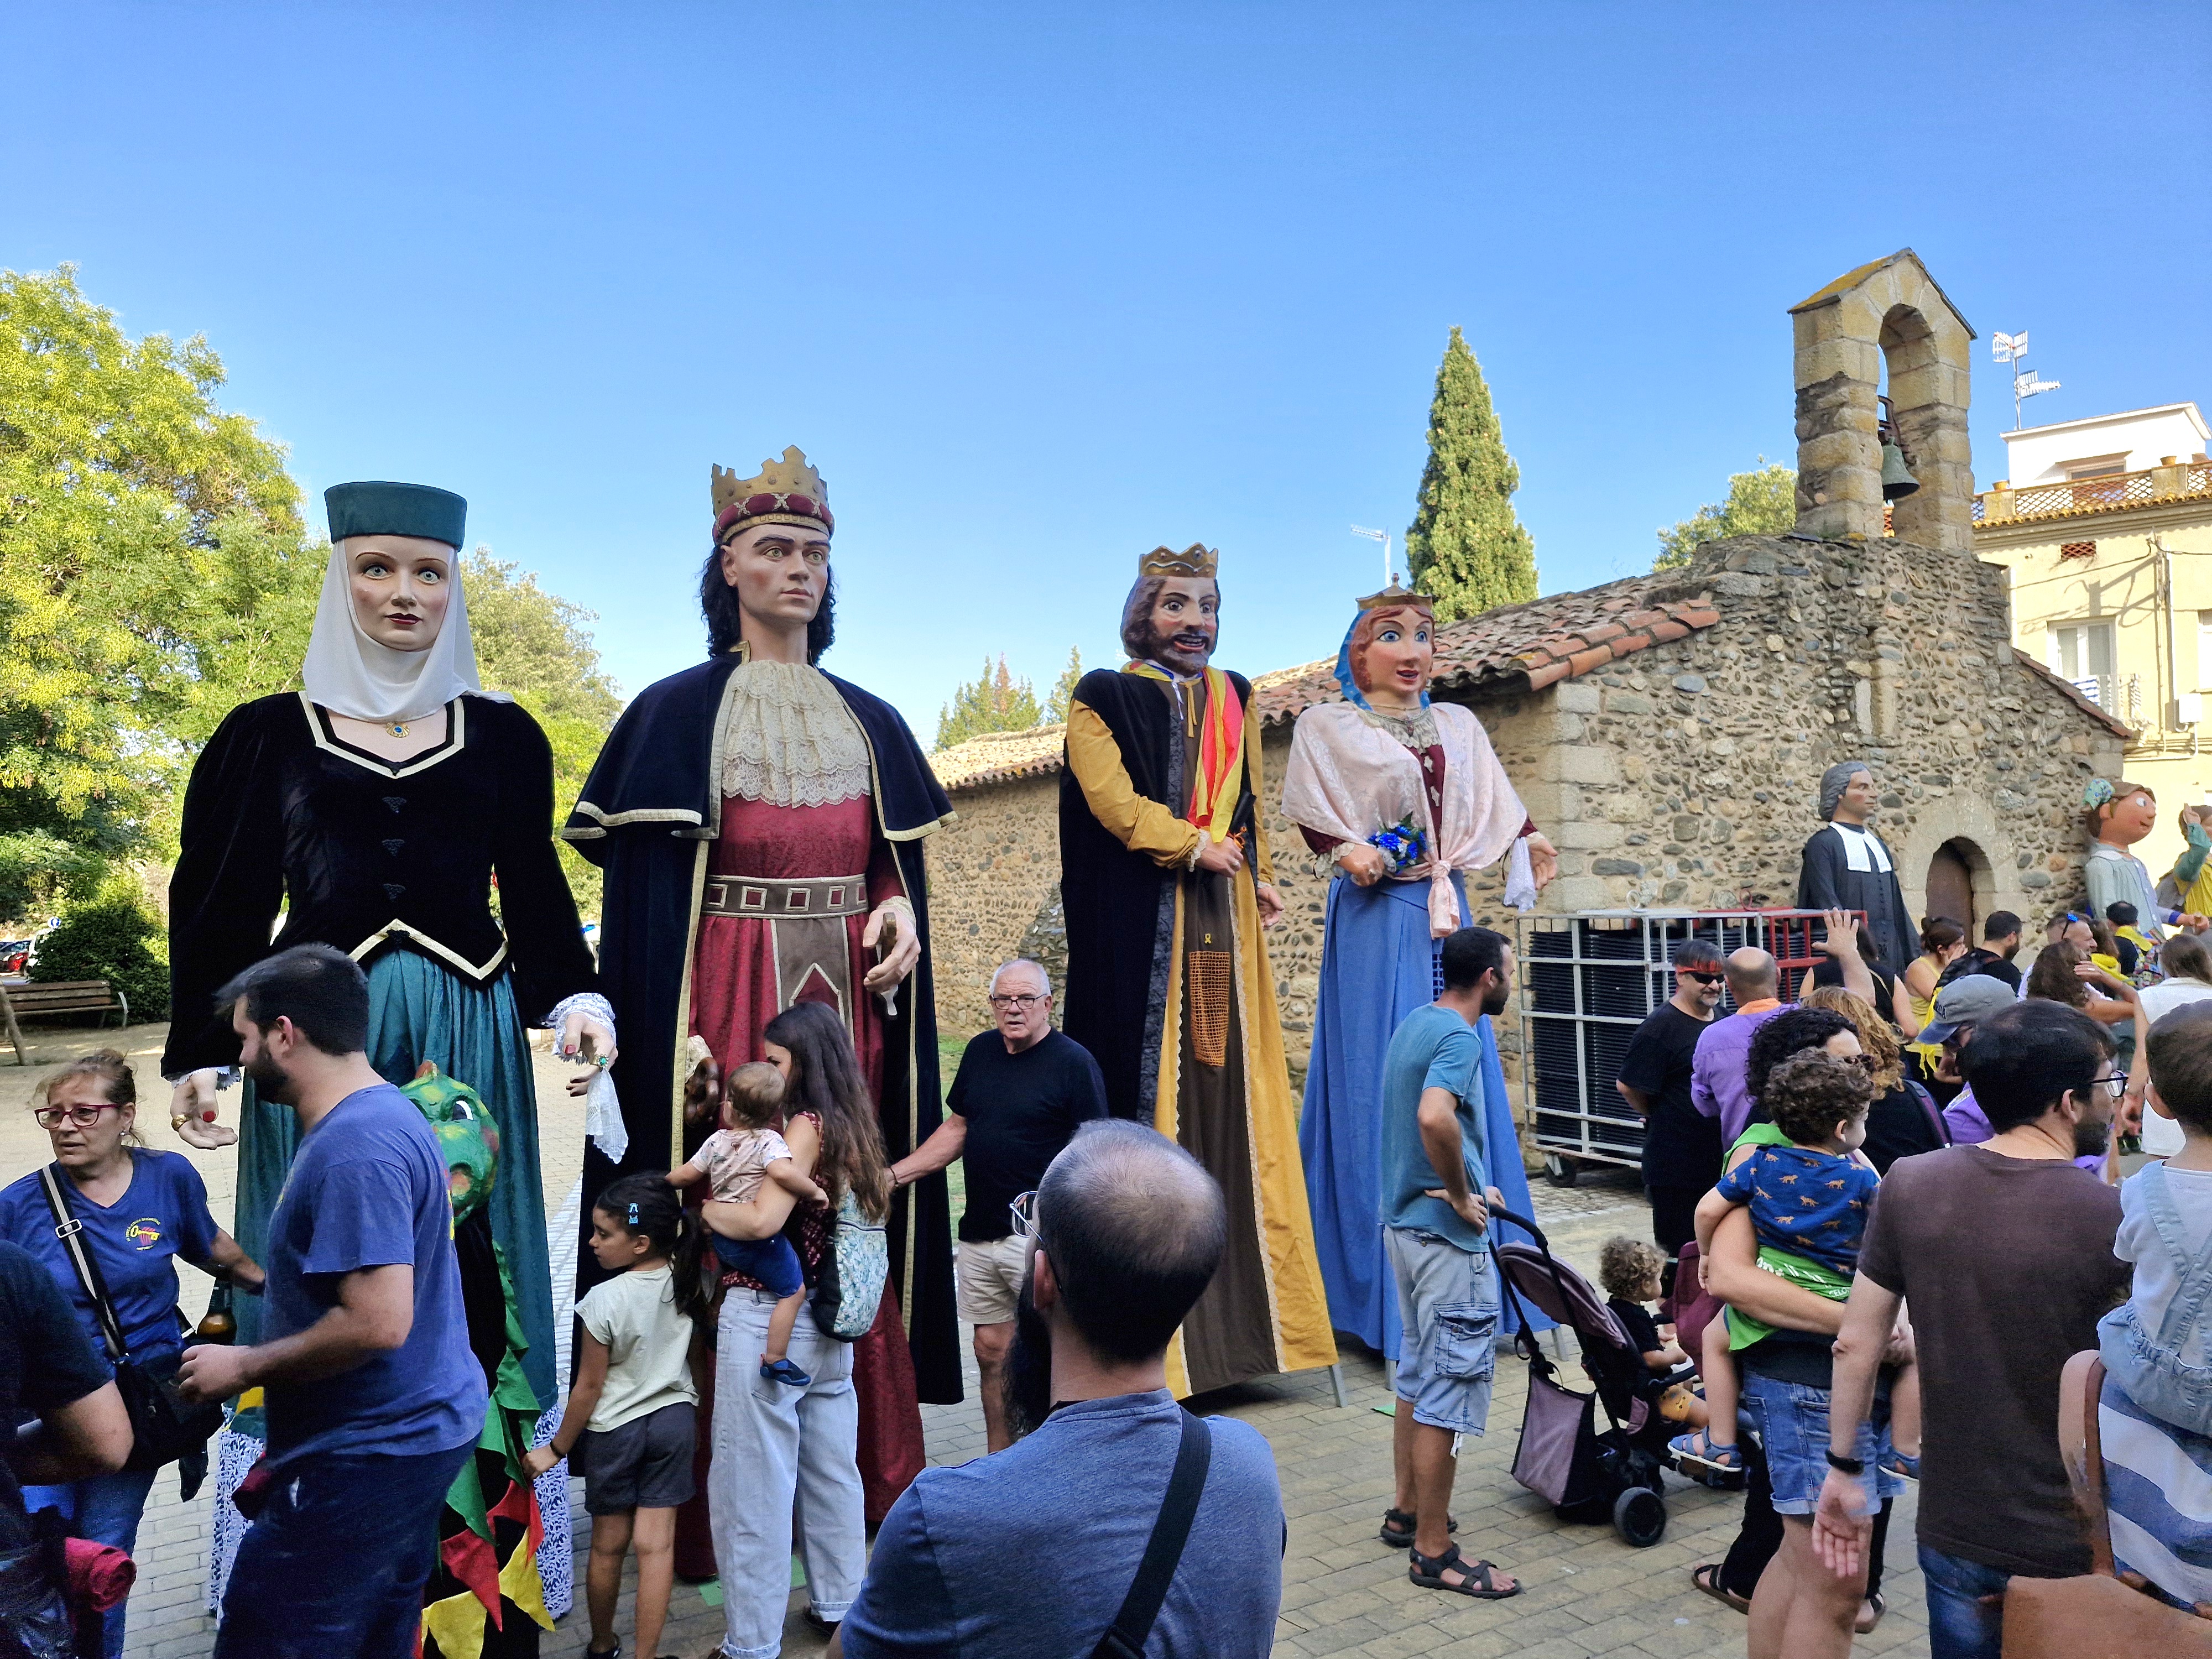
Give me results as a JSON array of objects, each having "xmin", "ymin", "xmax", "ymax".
[{"xmin": 711, "ymin": 1287, "xmax": 864, "ymax": 1658}]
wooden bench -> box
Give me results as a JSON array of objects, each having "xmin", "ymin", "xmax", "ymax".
[{"xmin": 0, "ymin": 979, "xmax": 130, "ymax": 1065}]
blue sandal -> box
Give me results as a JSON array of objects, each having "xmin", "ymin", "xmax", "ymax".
[{"xmin": 1670, "ymin": 1429, "xmax": 1744, "ymax": 1475}]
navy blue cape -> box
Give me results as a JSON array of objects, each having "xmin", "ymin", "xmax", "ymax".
[{"xmin": 562, "ymin": 653, "xmax": 959, "ymax": 1404}]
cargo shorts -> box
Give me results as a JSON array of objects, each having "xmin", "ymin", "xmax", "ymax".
[{"xmin": 1385, "ymin": 1225, "xmax": 1500, "ymax": 1437}]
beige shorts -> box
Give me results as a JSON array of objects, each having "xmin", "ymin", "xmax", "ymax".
[{"xmin": 954, "ymin": 1232, "xmax": 1031, "ymax": 1327}]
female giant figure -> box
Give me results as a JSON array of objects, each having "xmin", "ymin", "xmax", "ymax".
[
  {"xmin": 164, "ymin": 483, "xmax": 608, "ymax": 1616},
  {"xmin": 1280, "ymin": 587, "xmax": 1556, "ymax": 1353}
]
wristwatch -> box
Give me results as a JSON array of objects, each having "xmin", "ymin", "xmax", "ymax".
[{"xmin": 1824, "ymin": 1448, "xmax": 1866, "ymax": 1475}]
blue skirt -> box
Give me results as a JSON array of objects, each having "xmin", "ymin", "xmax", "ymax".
[
  {"xmin": 1296, "ymin": 872, "xmax": 1542, "ymax": 1358},
  {"xmin": 229, "ymin": 949, "xmax": 555, "ymax": 1408}
]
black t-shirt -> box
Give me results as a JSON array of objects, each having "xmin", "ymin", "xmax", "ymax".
[
  {"xmin": 948, "ymin": 1030, "xmax": 1110, "ymax": 1243},
  {"xmin": 1616, "ymin": 1003, "xmax": 1723, "ymax": 1189},
  {"xmin": 1607, "ymin": 1296, "xmax": 1663, "ymax": 1362},
  {"xmin": 1943, "ymin": 948, "xmax": 2023, "ymax": 992},
  {"xmin": 0, "ymin": 1240, "xmax": 112, "ymax": 1548},
  {"xmin": 1861, "ymin": 1081, "xmax": 1947, "ymax": 1175}
]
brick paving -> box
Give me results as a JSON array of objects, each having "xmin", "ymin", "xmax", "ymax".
[{"xmin": 1, "ymin": 1024, "xmax": 1933, "ymax": 1656}]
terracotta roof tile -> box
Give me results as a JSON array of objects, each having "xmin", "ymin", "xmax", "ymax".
[
  {"xmin": 1251, "ymin": 571, "xmax": 1732, "ymax": 724},
  {"xmin": 927, "ymin": 723, "xmax": 1068, "ymax": 791}
]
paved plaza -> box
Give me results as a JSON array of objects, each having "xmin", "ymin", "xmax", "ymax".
[{"xmin": 1, "ymin": 1023, "xmax": 1933, "ymax": 1657}]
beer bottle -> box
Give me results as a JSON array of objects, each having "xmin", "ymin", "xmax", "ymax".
[{"xmin": 196, "ymin": 1275, "xmax": 237, "ymax": 1344}]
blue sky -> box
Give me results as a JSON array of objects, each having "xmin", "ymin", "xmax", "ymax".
[{"xmin": 7, "ymin": 2, "xmax": 2208, "ymax": 738}]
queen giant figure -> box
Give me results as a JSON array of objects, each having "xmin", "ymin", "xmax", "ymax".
[{"xmin": 1280, "ymin": 586, "xmax": 1556, "ymax": 1354}]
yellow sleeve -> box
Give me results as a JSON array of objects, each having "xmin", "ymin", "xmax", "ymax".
[
  {"xmin": 1243, "ymin": 692, "xmax": 1275, "ymax": 886},
  {"xmin": 1066, "ymin": 699, "xmax": 1202, "ymax": 869}
]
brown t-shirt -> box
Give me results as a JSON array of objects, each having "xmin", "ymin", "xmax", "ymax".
[{"xmin": 1859, "ymin": 1144, "xmax": 2128, "ymax": 1575}]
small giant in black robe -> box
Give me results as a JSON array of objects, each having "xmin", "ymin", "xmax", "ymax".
[{"xmin": 1796, "ymin": 821, "xmax": 1916, "ymax": 975}]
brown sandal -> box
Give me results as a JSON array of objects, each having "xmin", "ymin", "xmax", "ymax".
[{"xmin": 1691, "ymin": 1562, "xmax": 1751, "ymax": 1615}]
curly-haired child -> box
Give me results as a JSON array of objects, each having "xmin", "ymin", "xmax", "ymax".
[
  {"xmin": 1598, "ymin": 1235, "xmax": 1705, "ymax": 1430},
  {"xmin": 667, "ymin": 1060, "xmax": 825, "ymax": 1386},
  {"xmin": 1670, "ymin": 1050, "xmax": 1918, "ymax": 1500}
]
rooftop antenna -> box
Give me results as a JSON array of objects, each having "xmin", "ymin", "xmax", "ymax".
[
  {"xmin": 1350, "ymin": 525, "xmax": 1394, "ymax": 588},
  {"xmin": 1992, "ymin": 331, "xmax": 2060, "ymax": 430}
]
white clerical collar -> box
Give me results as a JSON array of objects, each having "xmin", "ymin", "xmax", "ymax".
[{"xmin": 1830, "ymin": 820, "xmax": 1892, "ymax": 874}]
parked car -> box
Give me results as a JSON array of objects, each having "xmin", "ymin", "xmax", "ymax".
[{"xmin": 0, "ymin": 939, "xmax": 31, "ymax": 976}]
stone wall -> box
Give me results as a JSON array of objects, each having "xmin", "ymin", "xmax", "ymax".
[
  {"xmin": 1500, "ymin": 532, "xmax": 2125, "ymax": 929},
  {"xmin": 923, "ymin": 771, "xmax": 1062, "ymax": 1045}
]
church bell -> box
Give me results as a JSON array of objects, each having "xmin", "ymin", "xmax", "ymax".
[{"xmin": 1880, "ymin": 441, "xmax": 1920, "ymax": 500}]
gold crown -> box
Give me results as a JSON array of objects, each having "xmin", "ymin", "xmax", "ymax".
[
  {"xmin": 711, "ymin": 446, "xmax": 832, "ymax": 534},
  {"xmin": 1356, "ymin": 583, "xmax": 1434, "ymax": 611},
  {"xmin": 1138, "ymin": 543, "xmax": 1218, "ymax": 579}
]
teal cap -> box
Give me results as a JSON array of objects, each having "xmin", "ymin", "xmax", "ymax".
[{"xmin": 325, "ymin": 481, "xmax": 467, "ymax": 549}]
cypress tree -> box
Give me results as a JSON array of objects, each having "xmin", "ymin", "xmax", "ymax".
[{"xmin": 1404, "ymin": 326, "xmax": 1538, "ymax": 620}]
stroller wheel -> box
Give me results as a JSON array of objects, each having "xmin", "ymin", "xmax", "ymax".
[{"xmin": 1613, "ymin": 1486, "xmax": 1667, "ymax": 1548}]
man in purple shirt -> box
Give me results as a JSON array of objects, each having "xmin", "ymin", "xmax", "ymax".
[{"xmin": 1689, "ymin": 949, "xmax": 1786, "ymax": 1143}]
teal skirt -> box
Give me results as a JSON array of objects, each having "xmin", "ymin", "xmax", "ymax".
[{"xmin": 229, "ymin": 948, "xmax": 555, "ymax": 1408}]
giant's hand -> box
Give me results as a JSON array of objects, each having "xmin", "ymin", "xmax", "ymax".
[
  {"xmin": 862, "ymin": 899, "xmax": 921, "ymax": 993},
  {"xmin": 1255, "ymin": 883, "xmax": 1285, "ymax": 928},
  {"xmin": 1335, "ymin": 843, "xmax": 1388, "ymax": 887},
  {"xmin": 559, "ymin": 1010, "xmax": 618, "ymax": 1073},
  {"xmin": 1526, "ymin": 833, "xmax": 1559, "ymax": 890},
  {"xmin": 1196, "ymin": 834, "xmax": 1245, "ymax": 876},
  {"xmin": 170, "ymin": 1070, "xmax": 236, "ymax": 1150}
]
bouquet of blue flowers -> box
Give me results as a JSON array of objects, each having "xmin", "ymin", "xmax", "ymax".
[{"xmin": 1366, "ymin": 817, "xmax": 1426, "ymax": 877}]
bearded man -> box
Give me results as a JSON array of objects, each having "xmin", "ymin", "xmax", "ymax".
[
  {"xmin": 563, "ymin": 448, "xmax": 956, "ymax": 1553},
  {"xmin": 1057, "ymin": 544, "xmax": 1335, "ymax": 1397}
]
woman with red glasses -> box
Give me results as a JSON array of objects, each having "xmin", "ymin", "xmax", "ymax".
[{"xmin": 0, "ymin": 1051, "xmax": 261, "ymax": 1657}]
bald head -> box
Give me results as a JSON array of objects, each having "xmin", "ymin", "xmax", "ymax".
[
  {"xmin": 1035, "ymin": 1120, "xmax": 1227, "ymax": 1363},
  {"xmin": 1726, "ymin": 947, "xmax": 1778, "ymax": 1004}
]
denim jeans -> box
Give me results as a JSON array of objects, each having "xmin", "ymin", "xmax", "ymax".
[
  {"xmin": 20, "ymin": 1467, "xmax": 157, "ymax": 1659},
  {"xmin": 1917, "ymin": 1544, "xmax": 2011, "ymax": 1659},
  {"xmin": 710, "ymin": 1286, "xmax": 864, "ymax": 1658},
  {"xmin": 213, "ymin": 1442, "xmax": 473, "ymax": 1659}
]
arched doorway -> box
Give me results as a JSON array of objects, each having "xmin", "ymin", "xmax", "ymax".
[{"xmin": 1924, "ymin": 839, "xmax": 1980, "ymax": 938}]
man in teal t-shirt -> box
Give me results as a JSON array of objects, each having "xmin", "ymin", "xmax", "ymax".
[{"xmin": 1374, "ymin": 926, "xmax": 1520, "ymax": 1603}]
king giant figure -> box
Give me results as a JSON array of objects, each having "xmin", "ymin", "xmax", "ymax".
[
  {"xmin": 1058, "ymin": 542, "xmax": 1336, "ymax": 1397},
  {"xmin": 563, "ymin": 449, "xmax": 957, "ymax": 1544}
]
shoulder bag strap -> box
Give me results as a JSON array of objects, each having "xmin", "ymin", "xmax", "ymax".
[
  {"xmin": 1092, "ymin": 1410, "xmax": 1212, "ymax": 1659},
  {"xmin": 38, "ymin": 1165, "xmax": 128, "ymax": 1363}
]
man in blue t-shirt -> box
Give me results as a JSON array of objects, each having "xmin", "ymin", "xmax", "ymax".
[
  {"xmin": 833, "ymin": 1120, "xmax": 1284, "ymax": 1658},
  {"xmin": 175, "ymin": 945, "xmax": 485, "ymax": 1659},
  {"xmin": 1374, "ymin": 926, "xmax": 1521, "ymax": 1602}
]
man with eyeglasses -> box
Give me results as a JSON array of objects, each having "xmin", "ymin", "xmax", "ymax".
[
  {"xmin": 1616, "ymin": 940, "xmax": 1728, "ymax": 1293},
  {"xmin": 889, "ymin": 959, "xmax": 1108, "ymax": 1452},
  {"xmin": 1812, "ymin": 1000, "xmax": 2129, "ymax": 1657}
]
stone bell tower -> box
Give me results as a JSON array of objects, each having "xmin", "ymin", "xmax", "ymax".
[{"xmin": 1788, "ymin": 248, "xmax": 1976, "ymax": 553}]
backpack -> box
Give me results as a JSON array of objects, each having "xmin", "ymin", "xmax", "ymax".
[{"xmin": 808, "ymin": 1190, "xmax": 888, "ymax": 1342}]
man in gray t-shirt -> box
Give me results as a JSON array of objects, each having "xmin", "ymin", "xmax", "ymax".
[{"xmin": 833, "ymin": 1121, "xmax": 1283, "ymax": 1658}]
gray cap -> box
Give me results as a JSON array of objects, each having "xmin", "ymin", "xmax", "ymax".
[{"xmin": 1919, "ymin": 972, "xmax": 2017, "ymax": 1046}]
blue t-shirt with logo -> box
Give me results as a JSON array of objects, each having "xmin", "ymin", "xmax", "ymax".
[
  {"xmin": 261, "ymin": 1083, "xmax": 485, "ymax": 1465},
  {"xmin": 1377, "ymin": 1003, "xmax": 1490, "ymax": 1250},
  {"xmin": 0, "ymin": 1149, "xmax": 220, "ymax": 1374}
]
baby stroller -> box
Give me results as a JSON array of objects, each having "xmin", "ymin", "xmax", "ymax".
[{"xmin": 1493, "ymin": 1208, "xmax": 1683, "ymax": 1547}]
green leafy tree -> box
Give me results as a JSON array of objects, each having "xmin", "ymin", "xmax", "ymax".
[
  {"xmin": 463, "ymin": 550, "xmax": 624, "ymax": 917},
  {"xmin": 28, "ymin": 881, "xmax": 170, "ymax": 1021},
  {"xmin": 1404, "ymin": 326, "xmax": 1538, "ymax": 621},
  {"xmin": 935, "ymin": 656, "xmax": 1041, "ymax": 749},
  {"xmin": 1044, "ymin": 646, "xmax": 1084, "ymax": 724},
  {"xmin": 0, "ymin": 265, "xmax": 322, "ymax": 878},
  {"xmin": 1655, "ymin": 459, "xmax": 1797, "ymax": 569}
]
